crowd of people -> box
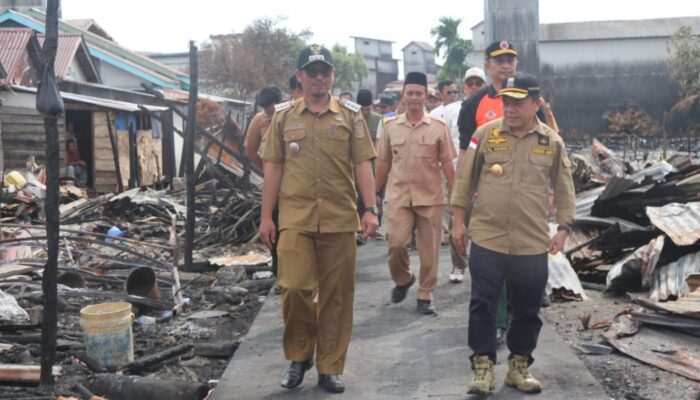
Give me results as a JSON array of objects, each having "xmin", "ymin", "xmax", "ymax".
[{"xmin": 246, "ymin": 41, "xmax": 575, "ymax": 396}]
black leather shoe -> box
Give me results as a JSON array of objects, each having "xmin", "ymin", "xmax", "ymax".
[
  {"xmin": 280, "ymin": 359, "xmax": 313, "ymax": 389},
  {"xmin": 391, "ymin": 273, "xmax": 416, "ymax": 303},
  {"xmin": 318, "ymin": 374, "xmax": 345, "ymax": 393},
  {"xmin": 416, "ymin": 299, "xmax": 436, "ymax": 315}
]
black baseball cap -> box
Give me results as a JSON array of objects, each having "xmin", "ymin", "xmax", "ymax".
[
  {"xmin": 497, "ymin": 72, "xmax": 540, "ymax": 99},
  {"xmin": 485, "ymin": 40, "xmax": 518, "ymax": 59},
  {"xmin": 298, "ymin": 44, "xmax": 334, "ymax": 69}
]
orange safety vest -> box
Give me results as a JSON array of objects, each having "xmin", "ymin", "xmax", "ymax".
[{"xmin": 475, "ymin": 95, "xmax": 503, "ymax": 128}]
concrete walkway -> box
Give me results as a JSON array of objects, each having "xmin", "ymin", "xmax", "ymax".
[{"xmin": 213, "ymin": 240, "xmax": 609, "ymax": 400}]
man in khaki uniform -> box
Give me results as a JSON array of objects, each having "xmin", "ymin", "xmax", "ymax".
[
  {"xmin": 244, "ymin": 86, "xmax": 283, "ymax": 170},
  {"xmin": 451, "ymin": 72, "xmax": 575, "ymax": 395},
  {"xmin": 375, "ymin": 72, "xmax": 456, "ymax": 315},
  {"xmin": 259, "ymin": 44, "xmax": 379, "ymax": 394}
]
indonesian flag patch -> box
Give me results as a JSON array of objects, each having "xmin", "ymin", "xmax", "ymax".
[{"xmin": 469, "ymin": 136, "xmax": 479, "ymax": 150}]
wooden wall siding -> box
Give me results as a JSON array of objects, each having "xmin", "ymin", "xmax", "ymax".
[
  {"xmin": 116, "ymin": 130, "xmax": 130, "ymax": 190},
  {"xmin": 93, "ymin": 111, "xmax": 119, "ymax": 193},
  {"xmin": 0, "ymin": 106, "xmax": 65, "ymax": 170},
  {"xmin": 136, "ymin": 130, "xmax": 161, "ymax": 186}
]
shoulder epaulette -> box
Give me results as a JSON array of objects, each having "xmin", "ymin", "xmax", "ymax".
[
  {"xmin": 274, "ymin": 101, "xmax": 293, "ymax": 113},
  {"xmin": 342, "ymin": 100, "xmax": 361, "ymax": 113}
]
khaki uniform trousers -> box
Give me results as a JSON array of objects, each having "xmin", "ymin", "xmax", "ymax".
[
  {"xmin": 386, "ymin": 204, "xmax": 443, "ymax": 301},
  {"xmin": 277, "ymin": 229, "xmax": 356, "ymax": 374}
]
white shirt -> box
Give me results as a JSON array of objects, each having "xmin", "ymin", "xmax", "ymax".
[{"xmin": 429, "ymin": 102, "xmax": 461, "ymax": 158}]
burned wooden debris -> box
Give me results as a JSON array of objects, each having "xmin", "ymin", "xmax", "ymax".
[{"xmin": 0, "ymin": 105, "xmax": 271, "ymax": 398}]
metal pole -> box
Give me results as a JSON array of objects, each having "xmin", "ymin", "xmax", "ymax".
[{"xmin": 184, "ymin": 41, "xmax": 198, "ymax": 271}]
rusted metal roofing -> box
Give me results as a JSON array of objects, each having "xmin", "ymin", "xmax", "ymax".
[
  {"xmin": 12, "ymin": 85, "xmax": 167, "ymax": 113},
  {"xmin": 647, "ymin": 202, "xmax": 700, "ymax": 246},
  {"xmin": 0, "ymin": 28, "xmax": 34, "ymax": 85},
  {"xmin": 650, "ymin": 251, "xmax": 700, "ymax": 302},
  {"xmin": 37, "ymin": 33, "xmax": 101, "ymax": 83}
]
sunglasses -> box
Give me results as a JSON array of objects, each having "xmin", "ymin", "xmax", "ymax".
[
  {"xmin": 303, "ymin": 66, "xmax": 333, "ymax": 78},
  {"xmin": 445, "ymin": 90, "xmax": 459, "ymax": 95},
  {"xmin": 464, "ymin": 80, "xmax": 484, "ymax": 88}
]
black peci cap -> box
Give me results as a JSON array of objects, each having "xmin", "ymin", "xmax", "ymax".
[
  {"xmin": 298, "ymin": 44, "xmax": 334, "ymax": 69},
  {"xmin": 485, "ymin": 40, "xmax": 518, "ymax": 59},
  {"xmin": 258, "ymin": 86, "xmax": 282, "ymax": 108},
  {"xmin": 497, "ymin": 71, "xmax": 540, "ymax": 99},
  {"xmin": 404, "ymin": 71, "xmax": 428, "ymax": 87},
  {"xmin": 356, "ymin": 89, "xmax": 373, "ymax": 106}
]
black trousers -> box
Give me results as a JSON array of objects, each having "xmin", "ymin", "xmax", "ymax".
[{"xmin": 468, "ymin": 242, "xmax": 548, "ymax": 362}]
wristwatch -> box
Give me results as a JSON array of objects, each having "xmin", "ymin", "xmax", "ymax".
[
  {"xmin": 557, "ymin": 224, "xmax": 572, "ymax": 234},
  {"xmin": 365, "ymin": 206, "xmax": 379, "ymax": 215}
]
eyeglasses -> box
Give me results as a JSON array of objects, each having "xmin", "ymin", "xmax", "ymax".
[
  {"xmin": 464, "ymin": 80, "xmax": 484, "ymax": 88},
  {"xmin": 303, "ymin": 66, "xmax": 333, "ymax": 78},
  {"xmin": 492, "ymin": 56, "xmax": 517, "ymax": 66}
]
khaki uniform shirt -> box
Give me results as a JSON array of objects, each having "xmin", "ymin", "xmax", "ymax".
[
  {"xmin": 377, "ymin": 113, "xmax": 456, "ymax": 208},
  {"xmin": 243, "ymin": 111, "xmax": 272, "ymax": 154},
  {"xmin": 451, "ymin": 117, "xmax": 575, "ymax": 255},
  {"xmin": 260, "ymin": 96, "xmax": 376, "ymax": 233}
]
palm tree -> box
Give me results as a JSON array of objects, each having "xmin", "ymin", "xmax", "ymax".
[{"xmin": 431, "ymin": 17, "xmax": 463, "ymax": 58}]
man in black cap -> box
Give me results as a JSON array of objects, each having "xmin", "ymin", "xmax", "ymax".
[
  {"xmin": 375, "ymin": 71, "xmax": 456, "ymax": 314},
  {"xmin": 259, "ymin": 44, "xmax": 379, "ymax": 394},
  {"xmin": 288, "ymin": 75, "xmax": 303, "ymax": 100},
  {"xmin": 244, "ymin": 86, "xmax": 283, "ymax": 170},
  {"xmin": 451, "ymin": 72, "xmax": 575, "ymax": 395},
  {"xmin": 356, "ymin": 89, "xmax": 381, "ymax": 144}
]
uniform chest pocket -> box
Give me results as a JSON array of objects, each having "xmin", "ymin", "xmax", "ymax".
[
  {"xmin": 484, "ymin": 151, "xmax": 511, "ymax": 165},
  {"xmin": 415, "ymin": 137, "xmax": 438, "ymax": 158},
  {"xmin": 327, "ymin": 121, "xmax": 351, "ymax": 141},
  {"xmin": 282, "ymin": 128, "xmax": 306, "ymax": 156},
  {"xmin": 390, "ymin": 136, "xmax": 407, "ymax": 159},
  {"xmin": 524, "ymin": 152, "xmax": 553, "ymax": 185}
]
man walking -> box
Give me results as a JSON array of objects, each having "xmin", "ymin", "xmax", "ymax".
[
  {"xmin": 259, "ymin": 44, "xmax": 379, "ymax": 393},
  {"xmin": 375, "ymin": 72, "xmax": 456, "ymax": 315},
  {"xmin": 451, "ymin": 72, "xmax": 575, "ymax": 395}
]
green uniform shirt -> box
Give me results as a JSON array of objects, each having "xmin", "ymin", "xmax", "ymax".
[
  {"xmin": 261, "ymin": 96, "xmax": 376, "ymax": 233},
  {"xmin": 451, "ymin": 117, "xmax": 575, "ymax": 255}
]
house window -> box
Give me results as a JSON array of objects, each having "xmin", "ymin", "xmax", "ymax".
[
  {"xmin": 364, "ymin": 40, "xmax": 370, "ymax": 45},
  {"xmin": 412, "ymin": 51, "xmax": 417, "ymax": 55}
]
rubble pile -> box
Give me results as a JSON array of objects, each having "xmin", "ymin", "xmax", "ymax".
[
  {"xmin": 561, "ymin": 142, "xmax": 700, "ymax": 382},
  {"xmin": 0, "ymin": 129, "xmax": 270, "ymax": 399}
]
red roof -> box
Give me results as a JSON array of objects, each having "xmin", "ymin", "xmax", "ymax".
[{"xmin": 0, "ymin": 28, "xmax": 34, "ymax": 85}]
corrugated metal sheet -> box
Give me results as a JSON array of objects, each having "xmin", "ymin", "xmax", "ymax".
[
  {"xmin": 547, "ymin": 251, "xmax": 589, "ymax": 300},
  {"xmin": 36, "ymin": 33, "xmax": 81, "ymax": 80},
  {"xmin": 606, "ymin": 235, "xmax": 664, "ymax": 291},
  {"xmin": 647, "ymin": 202, "xmax": 700, "ymax": 246},
  {"xmin": 650, "ymin": 251, "xmax": 700, "ymax": 301},
  {"xmin": 12, "ymin": 85, "xmax": 168, "ymax": 112},
  {"xmin": 0, "ymin": 28, "xmax": 33, "ymax": 85}
]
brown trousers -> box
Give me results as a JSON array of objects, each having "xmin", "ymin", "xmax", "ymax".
[
  {"xmin": 386, "ymin": 204, "xmax": 443, "ymax": 301},
  {"xmin": 277, "ymin": 230, "xmax": 356, "ymax": 374}
]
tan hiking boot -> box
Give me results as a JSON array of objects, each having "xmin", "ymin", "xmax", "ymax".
[
  {"xmin": 505, "ymin": 354, "xmax": 542, "ymax": 393},
  {"xmin": 467, "ymin": 355, "xmax": 495, "ymax": 395}
]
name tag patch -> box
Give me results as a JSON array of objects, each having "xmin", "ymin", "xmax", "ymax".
[
  {"xmin": 284, "ymin": 123, "xmax": 305, "ymax": 132},
  {"xmin": 531, "ymin": 147, "xmax": 553, "ymax": 156},
  {"xmin": 485, "ymin": 145, "xmax": 509, "ymax": 152}
]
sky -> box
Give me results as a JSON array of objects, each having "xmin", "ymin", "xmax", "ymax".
[{"xmin": 60, "ymin": 0, "xmax": 700, "ymax": 60}]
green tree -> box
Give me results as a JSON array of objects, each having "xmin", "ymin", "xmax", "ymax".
[
  {"xmin": 667, "ymin": 26, "xmax": 700, "ymax": 99},
  {"xmin": 331, "ymin": 44, "xmax": 368, "ymax": 92},
  {"xmin": 199, "ymin": 17, "xmax": 311, "ymax": 100},
  {"xmin": 430, "ymin": 17, "xmax": 472, "ymax": 81}
]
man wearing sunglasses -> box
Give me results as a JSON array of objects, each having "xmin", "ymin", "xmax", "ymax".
[
  {"xmin": 259, "ymin": 44, "xmax": 379, "ymax": 394},
  {"xmin": 462, "ymin": 67, "xmax": 486, "ymax": 98}
]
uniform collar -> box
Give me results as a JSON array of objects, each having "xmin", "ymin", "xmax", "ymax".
[
  {"xmin": 294, "ymin": 95, "xmax": 339, "ymax": 115},
  {"xmin": 499, "ymin": 115, "xmax": 548, "ymax": 137},
  {"xmin": 397, "ymin": 112, "xmax": 431, "ymax": 126},
  {"xmin": 486, "ymin": 84, "xmax": 499, "ymax": 98}
]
